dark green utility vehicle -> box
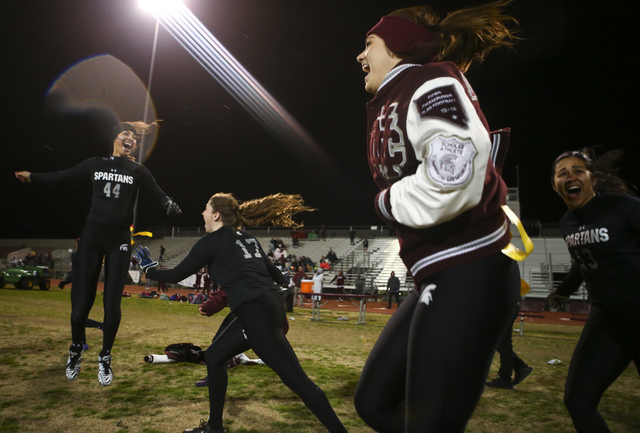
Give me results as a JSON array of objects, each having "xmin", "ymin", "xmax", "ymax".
[{"xmin": 0, "ymin": 265, "xmax": 51, "ymax": 290}]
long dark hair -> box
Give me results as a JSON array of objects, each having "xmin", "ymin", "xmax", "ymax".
[
  {"xmin": 388, "ymin": 0, "xmax": 519, "ymax": 72},
  {"xmin": 208, "ymin": 193, "xmax": 316, "ymax": 229},
  {"xmin": 552, "ymin": 147, "xmax": 636, "ymax": 195}
]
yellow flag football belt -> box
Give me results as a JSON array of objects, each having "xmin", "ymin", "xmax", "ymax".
[{"xmin": 501, "ymin": 205, "xmax": 534, "ymax": 261}]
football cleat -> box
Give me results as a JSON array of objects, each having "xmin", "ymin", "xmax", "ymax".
[
  {"xmin": 66, "ymin": 349, "xmax": 83, "ymax": 380},
  {"xmin": 98, "ymin": 354, "xmax": 113, "ymax": 386},
  {"xmin": 182, "ymin": 419, "xmax": 226, "ymax": 433}
]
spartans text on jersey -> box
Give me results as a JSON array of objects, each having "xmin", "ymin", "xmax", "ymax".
[
  {"xmin": 94, "ymin": 172, "xmax": 134, "ymax": 184},
  {"xmin": 564, "ymin": 228, "xmax": 609, "ymax": 248}
]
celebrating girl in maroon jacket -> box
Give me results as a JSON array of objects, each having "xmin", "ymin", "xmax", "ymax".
[{"xmin": 353, "ymin": 2, "xmax": 520, "ymax": 431}]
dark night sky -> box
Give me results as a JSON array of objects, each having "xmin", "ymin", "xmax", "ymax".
[{"xmin": 1, "ymin": 0, "xmax": 637, "ymax": 239}]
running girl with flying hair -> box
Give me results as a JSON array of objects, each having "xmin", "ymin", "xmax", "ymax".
[{"xmin": 134, "ymin": 192, "xmax": 347, "ymax": 433}]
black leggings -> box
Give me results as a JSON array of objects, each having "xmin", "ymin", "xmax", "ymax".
[
  {"xmin": 70, "ymin": 222, "xmax": 131, "ymax": 355},
  {"xmin": 204, "ymin": 290, "xmax": 347, "ymax": 433},
  {"xmin": 355, "ymin": 253, "xmax": 520, "ymax": 433},
  {"xmin": 564, "ymin": 304, "xmax": 640, "ymax": 433},
  {"xmin": 496, "ymin": 307, "xmax": 528, "ymax": 379}
]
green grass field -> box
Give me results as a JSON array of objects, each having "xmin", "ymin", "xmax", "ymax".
[{"xmin": 1, "ymin": 288, "xmax": 638, "ymax": 433}]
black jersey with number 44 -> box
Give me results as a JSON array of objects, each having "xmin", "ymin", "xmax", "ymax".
[
  {"xmin": 31, "ymin": 156, "xmax": 171, "ymax": 228},
  {"xmin": 147, "ymin": 225, "xmax": 286, "ymax": 310},
  {"xmin": 558, "ymin": 193, "xmax": 640, "ymax": 310}
]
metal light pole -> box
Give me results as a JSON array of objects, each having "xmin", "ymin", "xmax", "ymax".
[{"xmin": 132, "ymin": 18, "xmax": 160, "ymax": 232}]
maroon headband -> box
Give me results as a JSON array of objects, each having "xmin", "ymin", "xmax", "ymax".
[{"xmin": 367, "ymin": 15, "xmax": 437, "ymax": 55}]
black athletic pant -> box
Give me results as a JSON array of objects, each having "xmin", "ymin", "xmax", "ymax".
[
  {"xmin": 387, "ymin": 291, "xmax": 401, "ymax": 308},
  {"xmin": 564, "ymin": 303, "xmax": 640, "ymax": 433},
  {"xmin": 204, "ymin": 290, "xmax": 347, "ymax": 433},
  {"xmin": 496, "ymin": 306, "xmax": 527, "ymax": 380},
  {"xmin": 70, "ymin": 222, "xmax": 131, "ymax": 356},
  {"xmin": 355, "ymin": 253, "xmax": 520, "ymax": 433}
]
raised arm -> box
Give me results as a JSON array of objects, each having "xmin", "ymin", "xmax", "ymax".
[{"xmin": 142, "ymin": 238, "xmax": 211, "ymax": 283}]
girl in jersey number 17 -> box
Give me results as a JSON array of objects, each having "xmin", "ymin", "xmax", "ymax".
[
  {"xmin": 550, "ymin": 148, "xmax": 640, "ymax": 433},
  {"xmin": 134, "ymin": 193, "xmax": 347, "ymax": 433},
  {"xmin": 15, "ymin": 121, "xmax": 181, "ymax": 386},
  {"xmin": 353, "ymin": 2, "xmax": 520, "ymax": 432}
]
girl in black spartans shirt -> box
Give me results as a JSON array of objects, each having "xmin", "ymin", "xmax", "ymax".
[
  {"xmin": 551, "ymin": 148, "xmax": 640, "ymax": 433},
  {"xmin": 138, "ymin": 193, "xmax": 347, "ymax": 433},
  {"xmin": 15, "ymin": 121, "xmax": 181, "ymax": 386}
]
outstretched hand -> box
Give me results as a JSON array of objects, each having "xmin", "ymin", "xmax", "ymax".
[
  {"xmin": 546, "ymin": 290, "xmax": 568, "ymax": 311},
  {"xmin": 132, "ymin": 245, "xmax": 159, "ymax": 273},
  {"xmin": 164, "ymin": 198, "xmax": 182, "ymax": 217},
  {"xmin": 15, "ymin": 171, "xmax": 31, "ymax": 183}
]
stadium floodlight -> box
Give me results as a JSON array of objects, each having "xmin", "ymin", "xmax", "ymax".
[{"xmin": 138, "ymin": 0, "xmax": 182, "ymax": 14}]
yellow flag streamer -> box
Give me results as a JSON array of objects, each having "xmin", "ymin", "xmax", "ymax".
[
  {"xmin": 520, "ymin": 279, "xmax": 531, "ymax": 296},
  {"xmin": 132, "ymin": 231, "xmax": 154, "ymax": 238},
  {"xmin": 501, "ymin": 205, "xmax": 534, "ymax": 261},
  {"xmin": 129, "ymin": 226, "xmax": 153, "ymax": 245}
]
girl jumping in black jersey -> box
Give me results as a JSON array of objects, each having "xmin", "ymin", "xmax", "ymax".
[
  {"xmin": 15, "ymin": 121, "xmax": 181, "ymax": 386},
  {"xmin": 134, "ymin": 193, "xmax": 347, "ymax": 433},
  {"xmin": 550, "ymin": 148, "xmax": 640, "ymax": 433}
]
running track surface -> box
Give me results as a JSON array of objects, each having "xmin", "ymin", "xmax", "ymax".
[{"xmin": 51, "ymin": 279, "xmax": 587, "ymax": 327}]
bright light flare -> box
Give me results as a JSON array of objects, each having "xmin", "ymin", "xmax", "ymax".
[
  {"xmin": 141, "ymin": 0, "xmax": 329, "ymax": 160},
  {"xmin": 138, "ymin": 0, "xmax": 182, "ymax": 14}
]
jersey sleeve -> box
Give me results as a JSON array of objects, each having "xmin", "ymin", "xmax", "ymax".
[
  {"xmin": 375, "ymin": 76, "xmax": 491, "ymax": 228},
  {"xmin": 137, "ymin": 165, "xmax": 172, "ymax": 208},
  {"xmin": 147, "ymin": 236, "xmax": 212, "ymax": 283},
  {"xmin": 29, "ymin": 159, "xmax": 93, "ymax": 184},
  {"xmin": 555, "ymin": 262, "xmax": 583, "ymax": 297}
]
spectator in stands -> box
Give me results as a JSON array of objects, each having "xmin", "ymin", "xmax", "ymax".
[
  {"xmin": 302, "ymin": 256, "xmax": 315, "ymax": 273},
  {"xmin": 273, "ymin": 247, "xmax": 283, "ymax": 261},
  {"xmin": 548, "ymin": 147, "xmax": 640, "ymax": 433},
  {"xmin": 319, "ymin": 258, "xmax": 331, "ymax": 270},
  {"xmin": 292, "ymin": 266, "xmax": 308, "ymax": 307},
  {"xmin": 159, "ymin": 245, "xmax": 166, "ymax": 262},
  {"xmin": 350, "ymin": 229, "xmax": 356, "ymax": 245},
  {"xmin": 330, "ymin": 271, "xmax": 346, "ymax": 300},
  {"xmin": 386, "ymin": 271, "xmax": 401, "ymax": 309},
  {"xmin": 362, "ymin": 238, "xmax": 369, "ymax": 252},
  {"xmin": 325, "ymin": 248, "xmax": 335, "ymax": 264},
  {"xmin": 352, "ymin": 4, "xmax": 521, "ymax": 432}
]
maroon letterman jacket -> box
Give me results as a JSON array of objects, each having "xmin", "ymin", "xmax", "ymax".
[{"xmin": 366, "ymin": 61, "xmax": 510, "ymax": 286}]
